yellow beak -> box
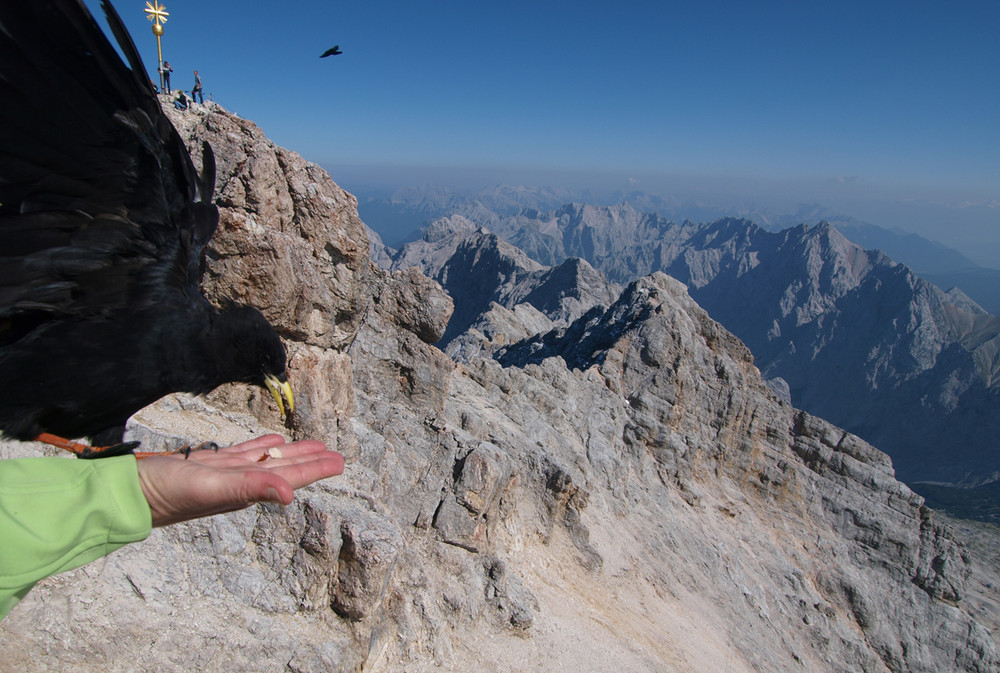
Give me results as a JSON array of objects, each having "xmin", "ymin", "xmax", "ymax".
[{"xmin": 264, "ymin": 373, "xmax": 294, "ymax": 417}]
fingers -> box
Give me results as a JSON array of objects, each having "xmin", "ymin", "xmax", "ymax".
[
  {"xmin": 228, "ymin": 452, "xmax": 343, "ymax": 507},
  {"xmin": 266, "ymin": 451, "xmax": 345, "ymax": 488},
  {"xmin": 252, "ymin": 440, "xmax": 330, "ymax": 461},
  {"xmin": 181, "ymin": 435, "xmax": 345, "ymax": 485},
  {"xmin": 187, "ymin": 436, "xmax": 331, "ymax": 466},
  {"xmin": 215, "ymin": 434, "xmax": 288, "ymax": 454}
]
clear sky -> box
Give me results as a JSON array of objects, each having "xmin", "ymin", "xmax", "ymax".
[{"xmin": 85, "ymin": 0, "xmax": 999, "ymax": 261}]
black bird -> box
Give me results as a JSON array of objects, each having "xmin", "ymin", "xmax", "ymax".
[
  {"xmin": 320, "ymin": 45, "xmax": 343, "ymax": 58},
  {"xmin": 0, "ymin": 0, "xmax": 294, "ymax": 458}
]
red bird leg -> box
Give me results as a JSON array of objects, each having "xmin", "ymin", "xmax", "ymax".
[{"xmin": 34, "ymin": 433, "xmax": 141, "ymax": 459}]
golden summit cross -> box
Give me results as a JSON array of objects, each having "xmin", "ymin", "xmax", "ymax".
[{"xmin": 143, "ymin": 1, "xmax": 168, "ymax": 29}]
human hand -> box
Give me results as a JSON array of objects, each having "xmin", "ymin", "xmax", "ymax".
[{"xmin": 135, "ymin": 434, "xmax": 345, "ymax": 527}]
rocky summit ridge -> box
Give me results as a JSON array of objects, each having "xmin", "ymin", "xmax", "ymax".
[{"xmin": 0, "ymin": 102, "xmax": 997, "ymax": 673}]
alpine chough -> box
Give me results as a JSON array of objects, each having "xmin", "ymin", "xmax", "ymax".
[
  {"xmin": 0, "ymin": 0, "xmax": 294, "ymax": 458},
  {"xmin": 320, "ymin": 45, "xmax": 343, "ymax": 58}
]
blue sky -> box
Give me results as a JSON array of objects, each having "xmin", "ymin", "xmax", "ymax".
[{"xmin": 86, "ymin": 0, "xmax": 999, "ymax": 262}]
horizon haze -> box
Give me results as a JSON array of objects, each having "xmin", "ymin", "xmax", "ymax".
[{"xmin": 334, "ymin": 163, "xmax": 1000, "ymax": 270}]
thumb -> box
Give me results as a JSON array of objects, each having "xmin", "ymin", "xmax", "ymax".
[{"xmin": 240, "ymin": 472, "xmax": 295, "ymax": 506}]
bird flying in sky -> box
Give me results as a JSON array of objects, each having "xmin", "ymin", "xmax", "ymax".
[
  {"xmin": 0, "ymin": 0, "xmax": 295, "ymax": 458},
  {"xmin": 320, "ymin": 45, "xmax": 343, "ymax": 58}
]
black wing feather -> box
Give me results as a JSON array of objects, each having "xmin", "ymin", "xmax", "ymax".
[
  {"xmin": 0, "ymin": 0, "xmax": 233, "ymax": 442},
  {"xmin": 0, "ymin": 0, "xmax": 215, "ymax": 329},
  {"xmin": 100, "ymin": 0, "xmax": 159, "ymax": 100}
]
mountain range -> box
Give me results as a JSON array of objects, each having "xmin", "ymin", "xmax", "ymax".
[
  {"xmin": 357, "ymin": 184, "xmax": 1000, "ymax": 315},
  {"xmin": 376, "ymin": 203, "xmax": 1000, "ymax": 491}
]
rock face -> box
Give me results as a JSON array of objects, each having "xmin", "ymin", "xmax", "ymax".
[
  {"xmin": 477, "ymin": 203, "xmax": 1000, "ymax": 486},
  {"xmin": 1, "ymin": 102, "xmax": 998, "ymax": 673}
]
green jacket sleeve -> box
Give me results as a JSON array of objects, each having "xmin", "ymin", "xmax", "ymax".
[{"xmin": 0, "ymin": 455, "xmax": 152, "ymax": 619}]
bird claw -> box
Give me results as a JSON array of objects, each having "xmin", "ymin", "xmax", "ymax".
[
  {"xmin": 131, "ymin": 441, "xmax": 219, "ymax": 460},
  {"xmin": 174, "ymin": 441, "xmax": 219, "ymax": 459}
]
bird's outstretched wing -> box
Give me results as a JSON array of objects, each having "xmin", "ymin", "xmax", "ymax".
[
  {"xmin": 320, "ymin": 45, "xmax": 343, "ymax": 58},
  {"xmin": 0, "ymin": 0, "xmax": 293, "ymax": 452},
  {"xmin": 0, "ymin": 0, "xmax": 217, "ymax": 339}
]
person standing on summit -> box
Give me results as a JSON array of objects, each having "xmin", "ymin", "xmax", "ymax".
[
  {"xmin": 160, "ymin": 60, "xmax": 173, "ymax": 93},
  {"xmin": 192, "ymin": 69, "xmax": 203, "ymax": 104}
]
